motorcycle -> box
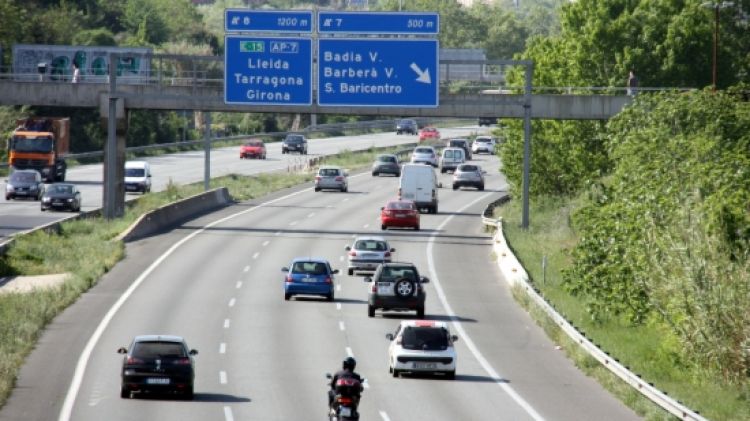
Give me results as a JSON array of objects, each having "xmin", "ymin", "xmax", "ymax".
[{"xmin": 326, "ymin": 373, "xmax": 364, "ymax": 421}]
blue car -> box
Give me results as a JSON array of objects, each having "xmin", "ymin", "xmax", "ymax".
[{"xmin": 282, "ymin": 258, "xmax": 338, "ymax": 301}]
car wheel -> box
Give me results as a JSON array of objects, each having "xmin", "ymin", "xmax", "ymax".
[
  {"xmin": 348, "ymin": 268, "xmax": 354, "ymax": 276},
  {"xmin": 415, "ymin": 224, "xmax": 420, "ymax": 231},
  {"xmin": 417, "ymin": 306, "xmax": 425, "ymax": 319},
  {"xmin": 381, "ymin": 224, "xmax": 387, "ymax": 230},
  {"xmin": 368, "ymin": 305, "xmax": 375, "ymax": 318},
  {"xmin": 372, "ymin": 172, "xmax": 378, "ymax": 176},
  {"xmin": 445, "ymin": 370, "xmax": 456, "ymax": 380},
  {"xmin": 326, "ymin": 292, "xmax": 334, "ymax": 302},
  {"xmin": 120, "ymin": 386, "xmax": 130, "ymax": 399},
  {"xmin": 183, "ymin": 386, "xmax": 194, "ymax": 400},
  {"xmin": 440, "ymin": 168, "xmax": 445, "ymax": 174},
  {"xmin": 284, "ymin": 293, "xmax": 291, "ymax": 301},
  {"xmin": 314, "ymin": 187, "xmax": 321, "ymax": 192},
  {"xmin": 479, "ymin": 185, "xmax": 485, "ymax": 191},
  {"xmin": 395, "ymin": 172, "xmax": 401, "ymax": 178},
  {"xmin": 394, "ymin": 278, "xmax": 415, "ymax": 299},
  {"xmin": 5, "ymin": 195, "xmax": 11, "ymax": 201},
  {"xmin": 452, "ymin": 184, "xmax": 458, "ymax": 190},
  {"xmin": 341, "ymin": 186, "xmax": 347, "ymax": 192},
  {"xmin": 392, "ymin": 368, "xmax": 400, "ymax": 378},
  {"xmin": 41, "ymin": 207, "xmax": 46, "ymax": 212}
]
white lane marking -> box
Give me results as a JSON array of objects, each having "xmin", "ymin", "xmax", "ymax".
[
  {"xmin": 339, "ymin": 321, "xmax": 345, "ymax": 331},
  {"xmin": 220, "ymin": 343, "xmax": 226, "ymax": 354},
  {"xmin": 345, "ymin": 347, "xmax": 353, "ymax": 357},
  {"xmin": 336, "ymin": 284, "xmax": 342, "ymax": 291},
  {"xmin": 426, "ymin": 194, "xmax": 546, "ymax": 421},
  {"xmin": 289, "ymin": 220, "xmax": 298, "ymax": 226},
  {"xmin": 236, "ymin": 281, "xmax": 242, "ymax": 289},
  {"xmin": 379, "ymin": 411, "xmax": 391, "ymax": 421},
  {"xmin": 339, "ymin": 255, "xmax": 345, "ymax": 262},
  {"xmin": 336, "ymin": 303, "xmax": 342, "ymax": 310},
  {"xmin": 58, "ymin": 180, "xmax": 369, "ymax": 421},
  {"xmin": 307, "ymin": 212, "xmax": 315, "ymax": 218},
  {"xmin": 363, "ymin": 223, "xmax": 370, "ymax": 229},
  {"xmin": 342, "ymin": 198, "xmax": 350, "ymax": 202},
  {"xmin": 262, "ymin": 240, "xmax": 270, "ymax": 247},
  {"xmin": 275, "ymin": 231, "xmax": 282, "ymax": 236},
  {"xmin": 362, "ymin": 379, "xmax": 370, "ymax": 389},
  {"xmin": 243, "ymin": 265, "xmax": 250, "ymax": 272},
  {"xmin": 228, "ymin": 298, "xmax": 236, "ymax": 307},
  {"xmin": 351, "ymin": 234, "xmax": 356, "ymax": 238},
  {"xmin": 220, "ymin": 371, "xmax": 228, "ymax": 385},
  {"xmin": 252, "ymin": 252, "xmax": 260, "ymax": 259},
  {"xmin": 224, "ymin": 406, "xmax": 234, "ymax": 421}
]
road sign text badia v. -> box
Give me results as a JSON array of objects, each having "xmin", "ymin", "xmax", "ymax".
[
  {"xmin": 318, "ymin": 39, "xmax": 438, "ymax": 108},
  {"xmin": 224, "ymin": 36, "xmax": 312, "ymax": 106}
]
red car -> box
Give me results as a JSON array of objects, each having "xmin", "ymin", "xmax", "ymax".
[
  {"xmin": 418, "ymin": 127, "xmax": 440, "ymax": 142},
  {"xmin": 381, "ymin": 199, "xmax": 420, "ymax": 231},
  {"xmin": 240, "ymin": 139, "xmax": 267, "ymax": 159}
]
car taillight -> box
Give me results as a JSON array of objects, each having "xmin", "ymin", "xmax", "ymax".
[
  {"xmin": 126, "ymin": 357, "xmax": 144, "ymax": 364},
  {"xmin": 315, "ymin": 176, "xmax": 321, "ymax": 181},
  {"xmin": 325, "ymin": 277, "xmax": 332, "ymax": 284},
  {"xmin": 338, "ymin": 397, "xmax": 354, "ymax": 405},
  {"xmin": 173, "ymin": 358, "xmax": 191, "ymax": 365},
  {"xmin": 286, "ymin": 276, "xmax": 294, "ymax": 283},
  {"xmin": 371, "ymin": 284, "xmax": 377, "ymax": 293},
  {"xmin": 349, "ymin": 251, "xmax": 356, "ymax": 257},
  {"xmin": 335, "ymin": 176, "xmax": 343, "ymax": 181},
  {"xmin": 384, "ymin": 251, "xmax": 391, "ymax": 258}
]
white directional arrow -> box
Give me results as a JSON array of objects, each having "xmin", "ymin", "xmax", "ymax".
[{"xmin": 410, "ymin": 63, "xmax": 432, "ymax": 84}]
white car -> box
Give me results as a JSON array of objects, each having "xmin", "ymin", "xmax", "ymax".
[
  {"xmin": 410, "ymin": 146, "xmax": 438, "ymax": 167},
  {"xmin": 472, "ymin": 136, "xmax": 497, "ymax": 154},
  {"xmin": 345, "ymin": 236, "xmax": 395, "ymax": 275},
  {"xmin": 386, "ymin": 320, "xmax": 458, "ymax": 379}
]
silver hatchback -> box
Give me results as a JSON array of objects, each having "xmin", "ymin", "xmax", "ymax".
[
  {"xmin": 345, "ymin": 236, "xmax": 395, "ymax": 275},
  {"xmin": 315, "ymin": 166, "xmax": 348, "ymax": 192}
]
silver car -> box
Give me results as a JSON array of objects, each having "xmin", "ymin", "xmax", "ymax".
[
  {"xmin": 345, "ymin": 236, "xmax": 395, "ymax": 275},
  {"xmin": 314, "ymin": 166, "xmax": 348, "ymax": 192},
  {"xmin": 452, "ymin": 164, "xmax": 484, "ymax": 190},
  {"xmin": 372, "ymin": 154, "xmax": 401, "ymax": 177},
  {"xmin": 410, "ymin": 146, "xmax": 438, "ymax": 167}
]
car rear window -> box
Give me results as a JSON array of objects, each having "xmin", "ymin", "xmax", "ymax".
[
  {"xmin": 132, "ymin": 341, "xmax": 186, "ymax": 359},
  {"xmin": 387, "ymin": 201, "xmax": 415, "ymax": 210},
  {"xmin": 401, "ymin": 327, "xmax": 449, "ymax": 350},
  {"xmin": 292, "ymin": 261, "xmax": 328, "ymax": 275},
  {"xmin": 355, "ymin": 240, "xmax": 387, "ymax": 251},
  {"xmin": 414, "ymin": 147, "xmax": 432, "ymax": 154},
  {"xmin": 319, "ymin": 168, "xmax": 341, "ymax": 176},
  {"xmin": 380, "ymin": 266, "xmax": 417, "ymax": 281},
  {"xmin": 459, "ymin": 165, "xmax": 479, "ymax": 172},
  {"xmin": 246, "ymin": 141, "xmax": 263, "ymax": 147},
  {"xmin": 377, "ymin": 156, "xmax": 396, "ymax": 163}
]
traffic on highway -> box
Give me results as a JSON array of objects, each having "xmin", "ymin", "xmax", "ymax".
[{"xmin": 0, "ymin": 126, "xmax": 638, "ymax": 421}]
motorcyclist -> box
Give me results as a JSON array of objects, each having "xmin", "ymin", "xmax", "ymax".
[{"xmin": 328, "ymin": 357, "xmax": 364, "ymax": 413}]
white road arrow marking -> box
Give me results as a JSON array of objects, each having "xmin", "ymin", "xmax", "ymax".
[{"xmin": 410, "ymin": 63, "xmax": 431, "ymax": 84}]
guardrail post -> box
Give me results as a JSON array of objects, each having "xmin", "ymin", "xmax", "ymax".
[{"xmin": 204, "ymin": 111, "xmax": 211, "ymax": 191}]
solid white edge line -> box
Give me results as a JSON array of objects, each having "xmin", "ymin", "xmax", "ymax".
[
  {"xmin": 224, "ymin": 406, "xmax": 234, "ymax": 421},
  {"xmin": 379, "ymin": 410, "xmax": 391, "ymax": 421},
  {"xmin": 426, "ymin": 193, "xmax": 546, "ymax": 421},
  {"xmin": 58, "ymin": 184, "xmax": 318, "ymax": 421}
]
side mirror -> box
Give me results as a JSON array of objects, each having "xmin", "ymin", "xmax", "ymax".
[
  {"xmin": 380, "ymin": 207, "xmax": 385, "ymax": 211},
  {"xmin": 420, "ymin": 276, "xmax": 430, "ymax": 284},
  {"xmin": 189, "ymin": 349, "xmax": 199, "ymax": 356},
  {"xmin": 332, "ymin": 269, "xmax": 339, "ymax": 274},
  {"xmin": 326, "ymin": 373, "xmax": 333, "ymax": 379},
  {"xmin": 281, "ymin": 267, "xmax": 289, "ymax": 272},
  {"xmin": 385, "ymin": 333, "xmax": 394, "ymax": 341},
  {"xmin": 390, "ymin": 248, "xmax": 396, "ymax": 252},
  {"xmin": 345, "ymin": 246, "xmax": 351, "ymax": 251},
  {"xmin": 363, "ymin": 276, "xmax": 372, "ymax": 283},
  {"xmin": 117, "ymin": 347, "xmax": 127, "ymax": 354},
  {"xmin": 451, "ymin": 335, "xmax": 459, "ymax": 343}
]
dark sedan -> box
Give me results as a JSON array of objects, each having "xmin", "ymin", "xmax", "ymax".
[
  {"xmin": 5, "ymin": 169, "xmax": 44, "ymax": 201},
  {"xmin": 118, "ymin": 335, "xmax": 198, "ymax": 399},
  {"xmin": 40, "ymin": 183, "xmax": 81, "ymax": 212}
]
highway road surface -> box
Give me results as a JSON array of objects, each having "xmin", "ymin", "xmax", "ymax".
[{"xmin": 0, "ymin": 138, "xmax": 640, "ymax": 420}]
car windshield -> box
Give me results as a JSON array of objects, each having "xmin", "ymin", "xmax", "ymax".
[
  {"xmin": 387, "ymin": 201, "xmax": 415, "ymax": 211},
  {"xmin": 292, "ymin": 261, "xmax": 328, "ymax": 275},
  {"xmin": 125, "ymin": 168, "xmax": 145, "ymax": 177},
  {"xmin": 319, "ymin": 168, "xmax": 340, "ymax": 177},
  {"xmin": 377, "ymin": 156, "xmax": 396, "ymax": 163},
  {"xmin": 401, "ymin": 327, "xmax": 450, "ymax": 351},
  {"xmin": 49, "ymin": 185, "xmax": 73, "ymax": 194},
  {"xmin": 399, "ymin": 119, "xmax": 414, "ymax": 126},
  {"xmin": 10, "ymin": 172, "xmax": 37, "ymax": 183},
  {"xmin": 354, "ymin": 240, "xmax": 388, "ymax": 251},
  {"xmin": 10, "ymin": 135, "xmax": 53, "ymax": 153},
  {"xmin": 131, "ymin": 341, "xmax": 187, "ymax": 359},
  {"xmin": 285, "ymin": 136, "xmax": 303, "ymax": 143}
]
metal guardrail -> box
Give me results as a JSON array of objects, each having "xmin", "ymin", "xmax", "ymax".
[{"xmin": 480, "ymin": 204, "xmax": 708, "ymax": 421}]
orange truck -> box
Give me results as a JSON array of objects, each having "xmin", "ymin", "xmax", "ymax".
[{"xmin": 8, "ymin": 117, "xmax": 69, "ymax": 182}]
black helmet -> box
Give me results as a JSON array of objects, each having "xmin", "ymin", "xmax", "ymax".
[{"xmin": 342, "ymin": 357, "xmax": 356, "ymax": 370}]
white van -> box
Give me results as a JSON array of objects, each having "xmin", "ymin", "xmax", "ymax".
[
  {"xmin": 124, "ymin": 161, "xmax": 152, "ymax": 193},
  {"xmin": 399, "ymin": 164, "xmax": 440, "ymax": 214},
  {"xmin": 439, "ymin": 147, "xmax": 465, "ymax": 173}
]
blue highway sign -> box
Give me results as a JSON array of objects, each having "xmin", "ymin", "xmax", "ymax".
[
  {"xmin": 224, "ymin": 36, "xmax": 312, "ymax": 106},
  {"xmin": 318, "ymin": 11, "xmax": 439, "ymax": 35},
  {"xmin": 318, "ymin": 38, "xmax": 439, "ymax": 107},
  {"xmin": 225, "ymin": 9, "xmax": 313, "ymax": 33}
]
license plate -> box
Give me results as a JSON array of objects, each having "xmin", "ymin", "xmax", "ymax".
[
  {"xmin": 301, "ymin": 277, "xmax": 316, "ymax": 282},
  {"xmin": 146, "ymin": 378, "xmax": 170, "ymax": 385},
  {"xmin": 52, "ymin": 202, "xmax": 64, "ymax": 206},
  {"xmin": 377, "ymin": 285, "xmax": 391, "ymax": 295},
  {"xmin": 413, "ymin": 362, "xmax": 437, "ymax": 370},
  {"xmin": 339, "ymin": 406, "xmax": 352, "ymax": 417}
]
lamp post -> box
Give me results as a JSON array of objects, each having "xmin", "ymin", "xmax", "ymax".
[{"xmin": 701, "ymin": 1, "xmax": 734, "ymax": 91}]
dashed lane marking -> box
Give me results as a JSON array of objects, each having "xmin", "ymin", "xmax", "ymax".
[
  {"xmin": 228, "ymin": 298, "xmax": 236, "ymax": 307},
  {"xmin": 224, "ymin": 319, "xmax": 231, "ymax": 329},
  {"xmin": 224, "ymin": 406, "xmax": 234, "ymax": 421},
  {"xmin": 220, "ymin": 343, "xmax": 226, "ymax": 354},
  {"xmin": 219, "ymin": 371, "xmax": 227, "ymax": 385}
]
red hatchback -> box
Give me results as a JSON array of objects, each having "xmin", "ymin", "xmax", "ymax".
[
  {"xmin": 418, "ymin": 127, "xmax": 440, "ymax": 142},
  {"xmin": 381, "ymin": 199, "xmax": 420, "ymax": 231},
  {"xmin": 240, "ymin": 139, "xmax": 267, "ymax": 159}
]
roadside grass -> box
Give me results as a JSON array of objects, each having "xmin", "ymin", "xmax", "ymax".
[
  {"xmin": 0, "ymin": 144, "xmax": 408, "ymax": 408},
  {"xmin": 496, "ymin": 196, "xmax": 750, "ymax": 420}
]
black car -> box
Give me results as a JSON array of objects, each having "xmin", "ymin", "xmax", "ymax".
[
  {"xmin": 118, "ymin": 335, "xmax": 198, "ymax": 399},
  {"xmin": 40, "ymin": 183, "xmax": 81, "ymax": 212},
  {"xmin": 396, "ymin": 119, "xmax": 418, "ymax": 135},
  {"xmin": 478, "ymin": 117, "xmax": 498, "ymax": 126},
  {"xmin": 5, "ymin": 169, "xmax": 44, "ymax": 201},
  {"xmin": 282, "ymin": 134, "xmax": 308, "ymax": 154},
  {"xmin": 447, "ymin": 138, "xmax": 472, "ymax": 160},
  {"xmin": 365, "ymin": 262, "xmax": 429, "ymax": 318}
]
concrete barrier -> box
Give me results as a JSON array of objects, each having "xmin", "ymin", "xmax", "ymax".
[{"xmin": 116, "ymin": 187, "xmax": 232, "ymax": 242}]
